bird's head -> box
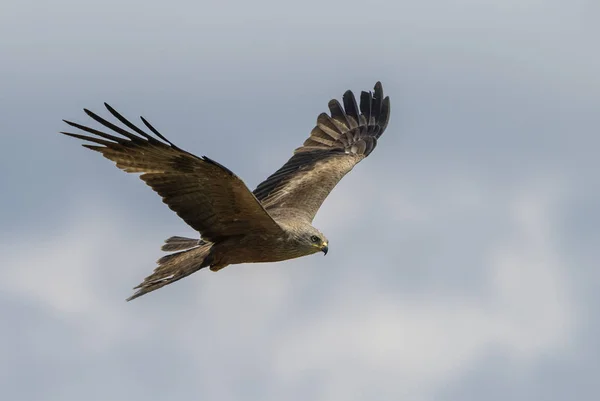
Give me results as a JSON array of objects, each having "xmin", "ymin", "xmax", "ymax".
[{"xmin": 298, "ymin": 227, "xmax": 329, "ymax": 256}]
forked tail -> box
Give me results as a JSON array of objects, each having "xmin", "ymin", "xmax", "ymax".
[{"xmin": 126, "ymin": 239, "xmax": 213, "ymax": 301}]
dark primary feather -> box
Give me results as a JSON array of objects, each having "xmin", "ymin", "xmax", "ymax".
[
  {"xmin": 61, "ymin": 104, "xmax": 283, "ymax": 242},
  {"xmin": 253, "ymin": 81, "xmax": 390, "ymax": 222}
]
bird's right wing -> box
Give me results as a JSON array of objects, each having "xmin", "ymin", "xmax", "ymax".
[
  {"xmin": 61, "ymin": 104, "xmax": 283, "ymax": 242},
  {"xmin": 253, "ymin": 82, "xmax": 390, "ymax": 223}
]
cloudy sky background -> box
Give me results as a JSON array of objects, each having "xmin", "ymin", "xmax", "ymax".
[{"xmin": 1, "ymin": 0, "xmax": 599, "ymax": 400}]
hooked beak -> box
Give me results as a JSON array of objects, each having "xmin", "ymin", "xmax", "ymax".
[{"xmin": 321, "ymin": 242, "xmax": 328, "ymax": 255}]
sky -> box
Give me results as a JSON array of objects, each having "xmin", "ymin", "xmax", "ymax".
[{"xmin": 1, "ymin": 0, "xmax": 599, "ymax": 400}]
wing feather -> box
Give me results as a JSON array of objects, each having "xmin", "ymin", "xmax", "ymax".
[
  {"xmin": 253, "ymin": 82, "xmax": 391, "ymax": 222},
  {"xmin": 61, "ymin": 104, "xmax": 283, "ymax": 241}
]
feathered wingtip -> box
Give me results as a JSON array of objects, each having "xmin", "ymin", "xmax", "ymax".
[
  {"xmin": 60, "ymin": 102, "xmax": 182, "ymax": 152},
  {"xmin": 300, "ymin": 82, "xmax": 391, "ymax": 156},
  {"xmin": 349, "ymin": 81, "xmax": 390, "ymax": 139}
]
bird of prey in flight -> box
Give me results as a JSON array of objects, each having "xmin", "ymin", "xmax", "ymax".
[{"xmin": 61, "ymin": 82, "xmax": 390, "ymax": 301}]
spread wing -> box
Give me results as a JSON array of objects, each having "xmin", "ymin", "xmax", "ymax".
[
  {"xmin": 61, "ymin": 104, "xmax": 283, "ymax": 242},
  {"xmin": 253, "ymin": 82, "xmax": 390, "ymax": 222}
]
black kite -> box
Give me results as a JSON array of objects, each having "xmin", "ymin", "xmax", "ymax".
[{"xmin": 61, "ymin": 82, "xmax": 390, "ymax": 300}]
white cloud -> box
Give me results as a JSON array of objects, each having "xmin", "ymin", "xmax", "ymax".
[
  {"xmin": 0, "ymin": 167, "xmax": 576, "ymax": 401},
  {"xmin": 268, "ymin": 179, "xmax": 574, "ymax": 400},
  {"xmin": 0, "ymin": 202, "xmax": 157, "ymax": 350}
]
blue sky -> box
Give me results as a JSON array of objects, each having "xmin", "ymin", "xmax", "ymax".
[{"xmin": 1, "ymin": 1, "xmax": 599, "ymax": 400}]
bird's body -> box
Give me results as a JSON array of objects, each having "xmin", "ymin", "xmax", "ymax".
[
  {"xmin": 61, "ymin": 82, "xmax": 390, "ymax": 300},
  {"xmin": 211, "ymin": 220, "xmax": 323, "ymax": 265}
]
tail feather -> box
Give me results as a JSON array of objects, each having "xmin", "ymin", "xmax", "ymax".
[
  {"xmin": 127, "ymin": 242, "xmax": 213, "ymax": 301},
  {"xmin": 161, "ymin": 236, "xmax": 201, "ymax": 252}
]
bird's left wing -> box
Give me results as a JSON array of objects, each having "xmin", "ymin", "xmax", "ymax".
[
  {"xmin": 253, "ymin": 82, "xmax": 391, "ymax": 222},
  {"xmin": 61, "ymin": 104, "xmax": 283, "ymax": 242}
]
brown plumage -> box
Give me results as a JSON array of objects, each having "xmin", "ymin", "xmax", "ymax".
[{"xmin": 60, "ymin": 82, "xmax": 391, "ymax": 301}]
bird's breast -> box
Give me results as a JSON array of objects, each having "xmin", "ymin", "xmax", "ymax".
[{"xmin": 215, "ymin": 235, "xmax": 307, "ymax": 265}]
